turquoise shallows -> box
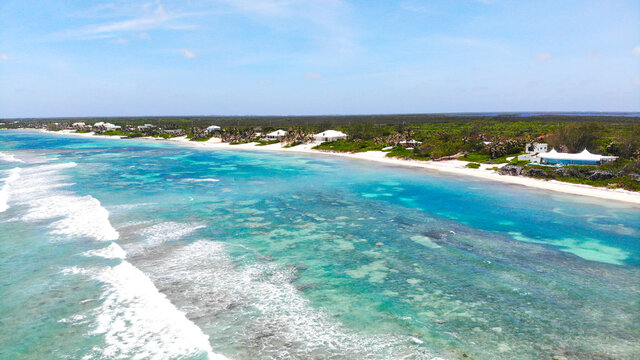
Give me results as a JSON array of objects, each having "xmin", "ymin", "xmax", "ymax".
[{"xmin": 1, "ymin": 130, "xmax": 639, "ymax": 360}]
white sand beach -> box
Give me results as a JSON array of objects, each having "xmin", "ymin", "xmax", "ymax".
[{"xmin": 36, "ymin": 130, "xmax": 640, "ymax": 205}]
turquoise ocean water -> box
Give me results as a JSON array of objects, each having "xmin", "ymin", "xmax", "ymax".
[{"xmin": 1, "ymin": 130, "xmax": 639, "ymax": 360}]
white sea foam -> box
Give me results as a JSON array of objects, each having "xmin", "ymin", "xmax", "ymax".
[
  {"xmin": 184, "ymin": 178, "xmax": 220, "ymax": 182},
  {"xmin": 0, "ymin": 168, "xmax": 21, "ymax": 213},
  {"xmin": 0, "ymin": 151, "xmax": 24, "ymax": 163},
  {"xmin": 148, "ymin": 240, "xmax": 430, "ymax": 359},
  {"xmin": 64, "ymin": 262, "xmax": 227, "ymax": 360},
  {"xmin": 139, "ymin": 222, "xmax": 205, "ymax": 247},
  {"xmin": 83, "ymin": 242, "xmax": 127, "ymax": 259},
  {"xmin": 6, "ymin": 162, "xmax": 119, "ymax": 241}
]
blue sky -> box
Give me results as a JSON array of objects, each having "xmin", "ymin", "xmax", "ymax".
[{"xmin": 1, "ymin": 0, "xmax": 639, "ymax": 117}]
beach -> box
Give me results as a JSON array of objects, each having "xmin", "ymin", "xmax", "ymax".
[{"xmin": 40, "ymin": 129, "xmax": 640, "ymax": 205}]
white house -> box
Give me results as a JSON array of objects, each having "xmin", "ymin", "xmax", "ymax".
[
  {"xmin": 313, "ymin": 130, "xmax": 348, "ymax": 142},
  {"xmin": 72, "ymin": 122, "xmax": 86, "ymax": 128},
  {"xmin": 206, "ymin": 125, "xmax": 221, "ymax": 133},
  {"xmin": 93, "ymin": 122, "xmax": 121, "ymax": 130},
  {"xmin": 266, "ymin": 130, "xmax": 287, "ymax": 140},
  {"xmin": 137, "ymin": 124, "xmax": 155, "ymax": 131},
  {"xmin": 519, "ymin": 142, "xmax": 549, "ymax": 161}
]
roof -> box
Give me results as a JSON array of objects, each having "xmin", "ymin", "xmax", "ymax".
[
  {"xmin": 207, "ymin": 125, "xmax": 221, "ymax": 129},
  {"xmin": 267, "ymin": 130, "xmax": 287, "ymax": 136},
  {"xmin": 539, "ymin": 148, "xmax": 617, "ymax": 161},
  {"xmin": 314, "ymin": 130, "xmax": 347, "ymax": 137}
]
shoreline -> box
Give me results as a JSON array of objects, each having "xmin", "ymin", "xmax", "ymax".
[{"xmin": 20, "ymin": 129, "xmax": 640, "ymax": 205}]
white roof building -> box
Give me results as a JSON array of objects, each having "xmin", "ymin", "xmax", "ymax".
[
  {"xmin": 206, "ymin": 125, "xmax": 221, "ymax": 132},
  {"xmin": 313, "ymin": 130, "xmax": 348, "ymax": 142},
  {"xmin": 93, "ymin": 122, "xmax": 121, "ymax": 130},
  {"xmin": 528, "ymin": 149, "xmax": 618, "ymax": 165},
  {"xmin": 72, "ymin": 122, "xmax": 86, "ymax": 127},
  {"xmin": 266, "ymin": 130, "xmax": 288, "ymax": 139}
]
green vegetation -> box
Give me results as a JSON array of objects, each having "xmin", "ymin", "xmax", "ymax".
[
  {"xmin": 256, "ymin": 140, "xmax": 279, "ymax": 146},
  {"xmin": 191, "ymin": 136, "xmax": 211, "ymax": 142},
  {"xmin": 283, "ymin": 141, "xmax": 302, "ymax": 148},
  {"xmin": 466, "ymin": 162, "xmax": 481, "ymax": 169},
  {"xmin": 102, "ymin": 130, "xmax": 126, "ymax": 136},
  {"xmin": 313, "ymin": 140, "xmax": 384, "ymax": 152}
]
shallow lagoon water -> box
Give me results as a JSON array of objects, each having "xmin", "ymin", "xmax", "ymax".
[{"xmin": 1, "ymin": 130, "xmax": 639, "ymax": 359}]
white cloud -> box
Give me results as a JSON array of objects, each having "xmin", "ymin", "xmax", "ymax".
[
  {"xmin": 634, "ymin": 77, "xmax": 640, "ymax": 86},
  {"xmin": 535, "ymin": 53, "xmax": 553, "ymax": 62},
  {"xmin": 633, "ymin": 45, "xmax": 640, "ymax": 56},
  {"xmin": 304, "ymin": 72, "xmax": 323, "ymax": 79},
  {"xmin": 112, "ymin": 38, "xmax": 129, "ymax": 44},
  {"xmin": 53, "ymin": 4, "xmax": 193, "ymax": 40},
  {"xmin": 181, "ymin": 49, "xmax": 196, "ymax": 58},
  {"xmin": 0, "ymin": 54, "xmax": 8, "ymax": 61}
]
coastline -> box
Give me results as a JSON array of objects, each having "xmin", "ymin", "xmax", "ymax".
[{"xmin": 25, "ymin": 129, "xmax": 640, "ymax": 205}]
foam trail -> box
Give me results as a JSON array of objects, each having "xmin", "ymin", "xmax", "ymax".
[
  {"xmin": 83, "ymin": 242, "xmax": 127, "ymax": 259},
  {"xmin": 0, "ymin": 168, "xmax": 21, "ymax": 213},
  {"xmin": 8, "ymin": 162, "xmax": 119, "ymax": 241},
  {"xmin": 149, "ymin": 240, "xmax": 429, "ymax": 359},
  {"xmin": 0, "ymin": 151, "xmax": 24, "ymax": 163},
  {"xmin": 66, "ymin": 262, "xmax": 228, "ymax": 360}
]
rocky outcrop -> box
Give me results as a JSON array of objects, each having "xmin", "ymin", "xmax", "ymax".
[
  {"xmin": 524, "ymin": 168, "xmax": 555, "ymax": 179},
  {"xmin": 497, "ymin": 165, "xmax": 524, "ymax": 176},
  {"xmin": 588, "ymin": 171, "xmax": 617, "ymax": 181}
]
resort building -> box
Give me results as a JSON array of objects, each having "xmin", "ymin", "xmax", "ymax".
[
  {"xmin": 266, "ymin": 130, "xmax": 287, "ymax": 140},
  {"xmin": 538, "ymin": 149, "xmax": 618, "ymax": 165},
  {"xmin": 521, "ymin": 147, "xmax": 618, "ymax": 166},
  {"xmin": 72, "ymin": 122, "xmax": 86, "ymax": 128},
  {"xmin": 313, "ymin": 130, "xmax": 348, "ymax": 142}
]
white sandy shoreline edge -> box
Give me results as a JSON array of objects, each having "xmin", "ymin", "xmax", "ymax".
[{"xmin": 25, "ymin": 129, "xmax": 640, "ymax": 205}]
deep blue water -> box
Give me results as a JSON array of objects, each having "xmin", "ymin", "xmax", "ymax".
[{"xmin": 1, "ymin": 130, "xmax": 639, "ymax": 360}]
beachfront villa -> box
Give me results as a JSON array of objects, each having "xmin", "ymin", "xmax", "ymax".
[
  {"xmin": 313, "ymin": 130, "xmax": 348, "ymax": 142},
  {"xmin": 520, "ymin": 147, "xmax": 618, "ymax": 166},
  {"xmin": 266, "ymin": 130, "xmax": 287, "ymax": 140},
  {"xmin": 71, "ymin": 122, "xmax": 86, "ymax": 128},
  {"xmin": 137, "ymin": 124, "xmax": 155, "ymax": 131},
  {"xmin": 206, "ymin": 125, "xmax": 221, "ymax": 133},
  {"xmin": 93, "ymin": 122, "xmax": 121, "ymax": 130}
]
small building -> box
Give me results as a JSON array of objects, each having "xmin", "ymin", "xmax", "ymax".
[
  {"xmin": 400, "ymin": 139, "xmax": 422, "ymax": 147},
  {"xmin": 519, "ymin": 142, "xmax": 549, "ymax": 161},
  {"xmin": 266, "ymin": 130, "xmax": 287, "ymax": 140},
  {"xmin": 313, "ymin": 130, "xmax": 348, "ymax": 142},
  {"xmin": 137, "ymin": 124, "xmax": 155, "ymax": 131},
  {"xmin": 72, "ymin": 122, "xmax": 86, "ymax": 128},
  {"xmin": 526, "ymin": 142, "xmax": 548, "ymax": 154},
  {"xmin": 206, "ymin": 125, "xmax": 221, "ymax": 133}
]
